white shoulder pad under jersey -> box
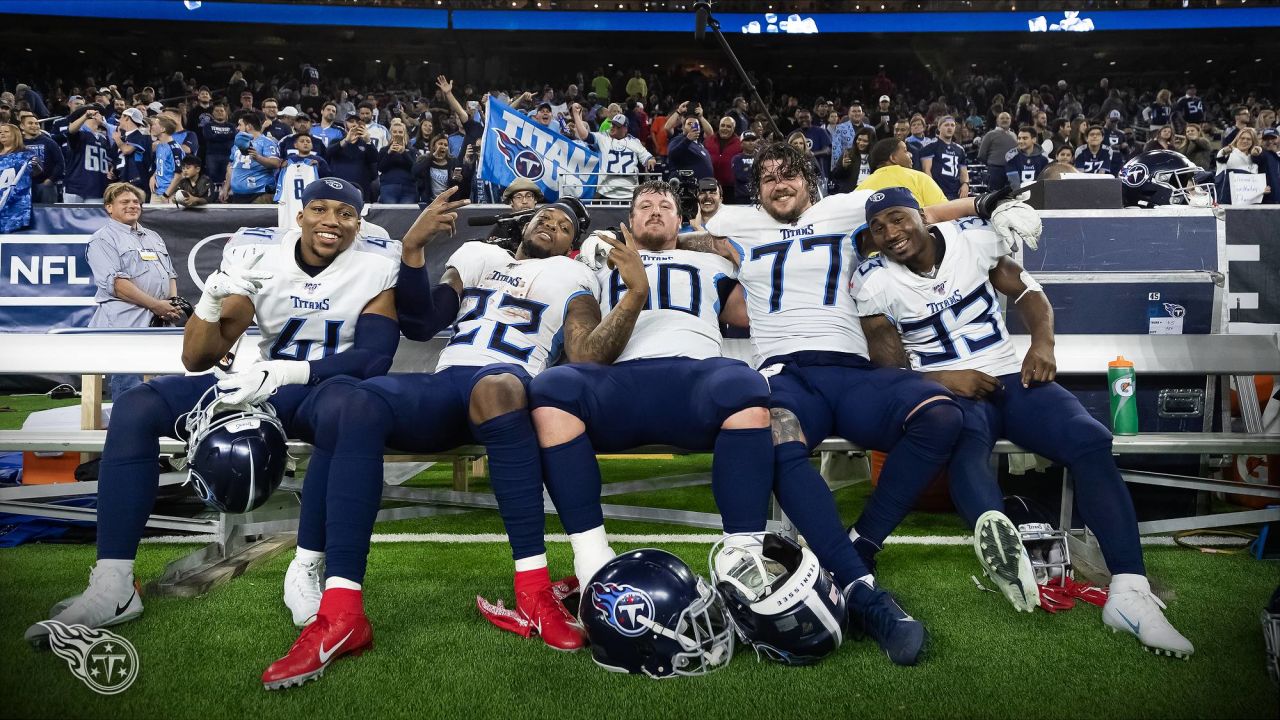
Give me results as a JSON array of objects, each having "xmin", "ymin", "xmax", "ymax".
[
  {"xmin": 704, "ymin": 191, "xmax": 872, "ymax": 363},
  {"xmin": 849, "ymin": 220, "xmax": 1021, "ymax": 377},
  {"xmin": 597, "ymin": 248, "xmax": 736, "ymax": 362},
  {"xmin": 222, "ymin": 226, "xmax": 400, "ymax": 363},
  {"xmin": 437, "ymin": 243, "xmax": 600, "ymax": 375}
]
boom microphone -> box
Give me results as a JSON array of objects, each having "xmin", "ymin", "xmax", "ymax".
[{"xmin": 693, "ymin": 1, "xmax": 710, "ymax": 41}]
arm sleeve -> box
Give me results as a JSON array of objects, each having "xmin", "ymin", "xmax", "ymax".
[
  {"xmin": 85, "ymin": 233, "xmax": 127, "ymax": 297},
  {"xmin": 395, "ymin": 261, "xmax": 461, "ymax": 341},
  {"xmin": 305, "ymin": 313, "xmax": 400, "ymax": 383}
]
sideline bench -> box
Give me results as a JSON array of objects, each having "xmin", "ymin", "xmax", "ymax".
[{"xmin": 2, "ymin": 330, "xmax": 1279, "ymax": 595}]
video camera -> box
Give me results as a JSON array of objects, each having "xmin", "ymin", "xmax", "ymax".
[
  {"xmin": 670, "ymin": 170, "xmax": 700, "ymax": 224},
  {"xmin": 468, "ymin": 197, "xmax": 592, "ymax": 254}
]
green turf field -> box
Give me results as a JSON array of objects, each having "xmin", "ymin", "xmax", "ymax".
[{"xmin": 2, "ymin": 397, "xmax": 1279, "ymax": 718}]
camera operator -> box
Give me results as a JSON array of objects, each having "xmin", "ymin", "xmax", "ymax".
[{"xmin": 502, "ymin": 178, "xmax": 543, "ymax": 211}]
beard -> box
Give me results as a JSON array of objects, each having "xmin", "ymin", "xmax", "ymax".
[
  {"xmin": 518, "ymin": 236, "xmax": 554, "ymax": 259},
  {"xmin": 763, "ymin": 195, "xmax": 806, "ymax": 224}
]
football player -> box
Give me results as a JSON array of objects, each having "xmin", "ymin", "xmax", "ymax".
[
  {"xmin": 676, "ymin": 142, "xmax": 1040, "ymax": 666},
  {"xmin": 852, "ymin": 187, "xmax": 1193, "ymax": 658},
  {"xmin": 261, "ymin": 201, "xmax": 651, "ymax": 689},
  {"xmin": 527, "ymin": 180, "xmax": 771, "ymax": 588},
  {"xmin": 23, "ymin": 178, "xmax": 457, "ymax": 648}
]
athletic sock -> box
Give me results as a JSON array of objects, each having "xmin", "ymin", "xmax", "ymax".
[
  {"xmin": 712, "ymin": 427, "xmax": 773, "ymax": 533},
  {"xmin": 541, "ymin": 433, "xmax": 605, "ymax": 533},
  {"xmin": 473, "ymin": 410, "xmax": 547, "ymax": 562},
  {"xmin": 295, "ymin": 547, "xmax": 324, "ymax": 565},
  {"xmin": 515, "ymin": 564, "xmax": 553, "ymax": 596},
  {"xmin": 324, "ymin": 389, "xmax": 394, "ymax": 586},
  {"xmin": 568, "ymin": 525, "xmax": 615, "ymax": 584},
  {"xmin": 296, "ymin": 447, "xmax": 332, "ymax": 554},
  {"xmin": 1069, "ymin": 448, "xmax": 1145, "ymax": 575},
  {"xmin": 318, "ymin": 585, "xmax": 363, "ymax": 615},
  {"xmin": 772, "ymin": 440, "xmax": 868, "ymax": 588}
]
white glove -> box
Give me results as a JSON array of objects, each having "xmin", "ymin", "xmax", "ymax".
[
  {"xmin": 216, "ymin": 360, "xmax": 310, "ymax": 406},
  {"xmin": 990, "ymin": 200, "xmax": 1042, "ymax": 253},
  {"xmin": 194, "ymin": 253, "xmax": 273, "ymax": 322},
  {"xmin": 575, "ymin": 232, "xmax": 615, "ymax": 272}
]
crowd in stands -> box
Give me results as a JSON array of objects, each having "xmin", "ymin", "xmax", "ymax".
[{"xmin": 1, "ymin": 60, "xmax": 1276, "ymax": 208}]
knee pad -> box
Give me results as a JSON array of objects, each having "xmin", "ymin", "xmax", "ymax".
[
  {"xmin": 1059, "ymin": 411, "xmax": 1114, "ymax": 459},
  {"xmin": 705, "ymin": 364, "xmax": 771, "ymax": 421},
  {"xmin": 111, "ymin": 382, "xmax": 173, "ymax": 437},
  {"xmin": 527, "ymin": 366, "xmax": 589, "ymax": 417},
  {"xmin": 905, "ymin": 398, "xmax": 964, "ymax": 446}
]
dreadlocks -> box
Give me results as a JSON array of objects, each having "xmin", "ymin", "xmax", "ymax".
[{"xmin": 749, "ymin": 142, "xmax": 823, "ymax": 216}]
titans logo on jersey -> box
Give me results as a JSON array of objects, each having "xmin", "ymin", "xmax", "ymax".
[
  {"xmin": 705, "ymin": 191, "xmax": 874, "ymax": 362},
  {"xmin": 850, "ymin": 220, "xmax": 1022, "ymax": 378},
  {"xmin": 438, "ymin": 242, "xmax": 599, "ymax": 375},
  {"xmin": 596, "ymin": 245, "xmax": 736, "ymax": 362},
  {"xmin": 221, "ymin": 225, "xmax": 400, "ymax": 363}
]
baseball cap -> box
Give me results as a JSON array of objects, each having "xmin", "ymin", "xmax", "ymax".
[
  {"xmin": 68, "ymin": 94, "xmax": 83, "ymax": 103},
  {"xmin": 1108, "ymin": 109, "xmax": 1122, "ymax": 119},
  {"xmin": 610, "ymin": 113, "xmax": 627, "ymax": 127},
  {"xmin": 536, "ymin": 101, "xmax": 552, "ymax": 111},
  {"xmin": 279, "ymin": 106, "xmax": 298, "ymax": 117},
  {"xmin": 878, "ymin": 95, "xmax": 891, "ymax": 103},
  {"xmin": 122, "ymin": 107, "xmax": 146, "ymax": 126},
  {"xmin": 697, "ymin": 177, "xmax": 720, "ymax": 193},
  {"xmin": 1263, "ymin": 128, "xmax": 1279, "ymax": 138},
  {"xmin": 96, "ymin": 87, "xmax": 111, "ymax": 95},
  {"xmin": 742, "ymin": 131, "xmax": 759, "ymax": 141},
  {"xmin": 147, "ymin": 101, "xmax": 164, "ymax": 115},
  {"xmin": 294, "ymin": 113, "xmax": 311, "ymax": 122}
]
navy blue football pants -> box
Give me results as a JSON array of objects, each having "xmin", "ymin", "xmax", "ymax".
[{"xmin": 947, "ymin": 374, "xmax": 1144, "ymax": 575}]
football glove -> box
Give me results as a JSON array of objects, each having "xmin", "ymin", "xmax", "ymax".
[
  {"xmin": 575, "ymin": 232, "xmax": 615, "ymax": 272},
  {"xmin": 216, "ymin": 360, "xmax": 310, "ymax": 406},
  {"xmin": 990, "ymin": 200, "xmax": 1042, "ymax": 253},
  {"xmin": 194, "ymin": 253, "xmax": 273, "ymax": 322}
]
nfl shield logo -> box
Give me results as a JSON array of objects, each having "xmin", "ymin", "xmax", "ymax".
[{"xmin": 933, "ymin": 282, "xmax": 947, "ymax": 295}]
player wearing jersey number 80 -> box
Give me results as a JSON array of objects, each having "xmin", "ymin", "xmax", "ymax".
[{"xmin": 854, "ymin": 189, "xmax": 1193, "ymax": 658}]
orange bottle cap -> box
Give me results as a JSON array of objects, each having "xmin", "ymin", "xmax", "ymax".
[{"xmin": 1109, "ymin": 355, "xmax": 1133, "ymax": 368}]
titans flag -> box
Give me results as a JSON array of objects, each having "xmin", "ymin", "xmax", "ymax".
[
  {"xmin": 479, "ymin": 96, "xmax": 600, "ymax": 201},
  {"xmin": 0, "ymin": 151, "xmax": 34, "ymax": 233}
]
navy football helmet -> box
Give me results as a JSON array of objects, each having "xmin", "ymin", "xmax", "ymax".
[
  {"xmin": 181, "ymin": 386, "xmax": 289, "ymax": 513},
  {"xmin": 581, "ymin": 548, "xmax": 734, "ymax": 678},
  {"xmin": 710, "ymin": 533, "xmax": 847, "ymax": 666},
  {"xmin": 1118, "ymin": 149, "xmax": 1215, "ymax": 208},
  {"xmin": 1004, "ymin": 495, "xmax": 1071, "ymax": 584}
]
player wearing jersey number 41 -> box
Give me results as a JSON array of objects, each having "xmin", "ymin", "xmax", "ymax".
[
  {"xmin": 672, "ymin": 143, "xmax": 1038, "ymax": 665},
  {"xmin": 24, "ymin": 178, "xmax": 420, "ymax": 651},
  {"xmin": 262, "ymin": 192, "xmax": 653, "ymax": 689},
  {"xmin": 854, "ymin": 186, "xmax": 1192, "ymax": 659}
]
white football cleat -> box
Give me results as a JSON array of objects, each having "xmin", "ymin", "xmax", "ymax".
[
  {"xmin": 973, "ymin": 510, "xmax": 1039, "ymax": 613},
  {"xmin": 24, "ymin": 563, "xmax": 143, "ymax": 649},
  {"xmin": 284, "ymin": 556, "xmax": 324, "ymax": 628},
  {"xmin": 1103, "ymin": 573, "xmax": 1194, "ymax": 658}
]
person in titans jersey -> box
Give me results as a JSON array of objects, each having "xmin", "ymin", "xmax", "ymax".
[
  {"xmin": 527, "ymin": 180, "xmax": 771, "ymax": 589},
  {"xmin": 853, "ymin": 187, "xmax": 1193, "ymax": 660},
  {"xmin": 23, "ymin": 178, "xmax": 426, "ymax": 649},
  {"xmin": 261, "ymin": 198, "xmax": 651, "ymax": 690},
  {"xmin": 678, "ymin": 142, "xmax": 1041, "ymax": 666}
]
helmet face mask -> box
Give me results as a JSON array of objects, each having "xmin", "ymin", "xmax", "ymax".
[
  {"xmin": 1004, "ymin": 495, "xmax": 1072, "ymax": 585},
  {"xmin": 181, "ymin": 386, "xmax": 289, "ymax": 514}
]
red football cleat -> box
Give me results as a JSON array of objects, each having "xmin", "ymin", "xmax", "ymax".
[
  {"xmin": 262, "ymin": 590, "xmax": 373, "ymax": 690},
  {"xmin": 516, "ymin": 584, "xmax": 586, "ymax": 652}
]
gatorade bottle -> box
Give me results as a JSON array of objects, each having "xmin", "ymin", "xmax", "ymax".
[{"xmin": 1108, "ymin": 356, "xmax": 1139, "ymax": 436}]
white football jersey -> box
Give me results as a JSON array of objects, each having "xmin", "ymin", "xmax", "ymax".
[
  {"xmin": 220, "ymin": 226, "xmax": 400, "ymax": 363},
  {"xmin": 275, "ymin": 159, "xmax": 321, "ymax": 229},
  {"xmin": 849, "ymin": 219, "xmax": 1022, "ymax": 377},
  {"xmin": 705, "ymin": 191, "xmax": 873, "ymax": 363},
  {"xmin": 592, "ymin": 132, "xmax": 653, "ymax": 200},
  {"xmin": 594, "ymin": 245, "xmax": 737, "ymax": 362},
  {"xmin": 437, "ymin": 242, "xmax": 600, "ymax": 375}
]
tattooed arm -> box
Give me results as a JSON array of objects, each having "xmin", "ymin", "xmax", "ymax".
[
  {"xmin": 561, "ymin": 225, "xmax": 649, "ymax": 365},
  {"xmin": 860, "ymin": 314, "xmax": 910, "ymax": 369},
  {"xmin": 676, "ymin": 231, "xmax": 742, "ymax": 267}
]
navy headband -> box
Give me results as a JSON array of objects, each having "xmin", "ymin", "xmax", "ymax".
[{"xmin": 301, "ymin": 177, "xmax": 365, "ymax": 214}]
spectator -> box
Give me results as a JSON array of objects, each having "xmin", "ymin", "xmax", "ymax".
[
  {"xmin": 410, "ymin": 115, "xmax": 435, "ymax": 151},
  {"xmin": 110, "ymin": 107, "xmax": 150, "ymax": 197},
  {"xmin": 63, "ymin": 105, "xmax": 113, "ymax": 202},
  {"xmin": 626, "ymin": 70, "xmax": 647, "ymax": 101},
  {"xmin": 434, "ymin": 76, "xmax": 480, "ymax": 158},
  {"xmin": 262, "ymin": 98, "xmax": 291, "ymax": 141},
  {"xmin": 171, "ymin": 155, "xmax": 212, "ymax": 208},
  {"xmin": 413, "ymin": 134, "xmax": 471, "ymax": 203},
  {"xmin": 149, "ymin": 115, "xmax": 184, "ymax": 203},
  {"xmin": 84, "ymin": 183, "xmax": 180, "ymax": 398},
  {"xmin": 273, "ymin": 132, "xmax": 330, "ymax": 212},
  {"xmin": 830, "ymin": 126, "xmax": 875, "ymax": 195},
  {"xmin": 1145, "ymin": 89, "xmax": 1174, "ymax": 134},
  {"xmin": 161, "ymin": 107, "xmax": 198, "ymax": 157},
  {"xmin": 1006, "ymin": 126, "xmax": 1050, "ymax": 190},
  {"xmin": 500, "ymin": 177, "xmax": 542, "ymax": 211},
  {"xmin": 358, "ymin": 101, "xmax": 390, "ymax": 151},
  {"xmin": 1100, "ymin": 88, "xmax": 1126, "ymax": 121},
  {"xmin": 1042, "ymin": 117, "xmax": 1073, "ymax": 157},
  {"xmin": 200, "ymin": 102, "xmax": 235, "ymax": 185},
  {"xmin": 327, "ymin": 117, "xmax": 378, "ymax": 200},
  {"xmin": 1144, "ymin": 125, "xmax": 1176, "ymax": 153},
  {"xmin": 1074, "ymin": 125, "xmax": 1121, "ymax": 175},
  {"xmin": 921, "ymin": 116, "xmax": 969, "ymax": 199},
  {"xmin": 793, "ymin": 109, "xmax": 831, "ymax": 178},
  {"xmin": 692, "ymin": 177, "xmax": 722, "ymax": 231},
  {"xmin": 1174, "ymin": 84, "xmax": 1205, "ymax": 126},
  {"xmin": 1068, "ymin": 116, "xmax": 1090, "ymax": 148},
  {"xmin": 279, "ymin": 111, "xmax": 314, "ymax": 157},
  {"xmin": 1103, "ymin": 110, "xmax": 1131, "ymax": 158},
  {"xmin": 591, "ymin": 68, "xmax": 611, "ymax": 102},
  {"xmin": 311, "ymin": 101, "xmax": 345, "ymax": 149},
  {"xmin": 704, "ymin": 115, "xmax": 742, "ymax": 203},
  {"xmin": 17, "ymin": 111, "xmax": 63, "ymax": 203},
  {"xmin": 727, "ymin": 96, "xmax": 751, "ymax": 135},
  {"xmin": 1057, "ymin": 92, "xmax": 1083, "ymax": 121},
  {"xmin": 855, "ymin": 137, "xmax": 947, "ymax": 207},
  {"xmin": 1223, "ymin": 106, "xmax": 1253, "ymax": 147},
  {"xmin": 238, "ymin": 90, "xmax": 255, "ymax": 111},
  {"xmin": 871, "ymin": 95, "xmax": 895, "ymax": 139},
  {"xmin": 978, "ymin": 111, "xmax": 1017, "ymax": 191},
  {"xmin": 786, "ymin": 131, "xmax": 826, "ymax": 198},
  {"xmin": 1031, "ymin": 110, "xmax": 1052, "ymax": 146},
  {"xmin": 831, "ymin": 102, "xmax": 875, "ymax": 169},
  {"xmin": 1053, "ymin": 145, "xmax": 1075, "ymax": 165},
  {"xmin": 574, "ymin": 107, "xmax": 653, "ymax": 199},
  {"xmin": 1258, "ymin": 107, "xmax": 1277, "ymax": 133},
  {"xmin": 1041, "ymin": 161, "xmax": 1080, "ymax": 181},
  {"xmin": 1216, "ymin": 127, "xmax": 1261, "ymax": 175},
  {"xmin": 1176, "ymin": 123, "xmax": 1213, "ymax": 170},
  {"xmin": 666, "ymin": 114, "xmax": 714, "ymax": 181},
  {"xmin": 15, "ymin": 83, "xmax": 50, "ymax": 118},
  {"xmin": 221, "ymin": 109, "xmax": 281, "ymax": 203},
  {"xmin": 1259, "ymin": 128, "xmax": 1279, "ymax": 204},
  {"xmin": 186, "ymin": 86, "xmax": 214, "ymax": 132},
  {"xmin": 824, "ymin": 110, "xmax": 841, "ymax": 140},
  {"xmin": 729, "ymin": 130, "xmax": 759, "ymax": 204},
  {"xmin": 377, "ymin": 122, "xmax": 417, "ymax": 203}
]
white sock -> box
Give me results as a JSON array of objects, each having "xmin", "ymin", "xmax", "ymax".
[
  {"xmin": 325, "ymin": 577, "xmax": 362, "ymax": 591},
  {"xmin": 857, "ymin": 573, "xmax": 875, "ymax": 588},
  {"xmin": 514, "ymin": 553, "xmax": 548, "ymax": 573},
  {"xmin": 569, "ymin": 526, "xmax": 615, "ymax": 583},
  {"xmin": 1110, "ymin": 573, "xmax": 1148, "ymax": 593},
  {"xmin": 96, "ymin": 559, "xmax": 134, "ymax": 576},
  {"xmin": 295, "ymin": 547, "xmax": 324, "ymax": 565}
]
